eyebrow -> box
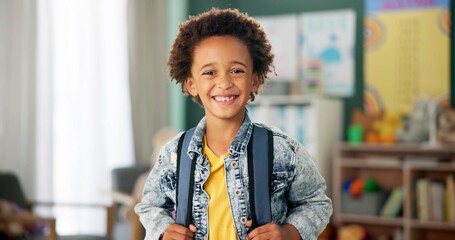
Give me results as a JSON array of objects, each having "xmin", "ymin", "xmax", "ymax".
[{"xmin": 199, "ymin": 61, "xmax": 248, "ymax": 71}]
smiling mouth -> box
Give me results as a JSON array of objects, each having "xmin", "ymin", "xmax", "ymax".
[{"xmin": 213, "ymin": 95, "xmax": 237, "ymax": 102}]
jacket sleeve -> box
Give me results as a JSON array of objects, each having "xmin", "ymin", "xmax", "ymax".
[
  {"xmin": 134, "ymin": 147, "xmax": 177, "ymax": 240},
  {"xmin": 284, "ymin": 144, "xmax": 333, "ymax": 240}
]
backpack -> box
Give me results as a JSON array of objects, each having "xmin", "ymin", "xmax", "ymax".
[{"xmin": 175, "ymin": 124, "xmax": 273, "ymax": 229}]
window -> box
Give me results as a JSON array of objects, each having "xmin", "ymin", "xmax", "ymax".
[{"xmin": 36, "ymin": 0, "xmax": 133, "ymax": 235}]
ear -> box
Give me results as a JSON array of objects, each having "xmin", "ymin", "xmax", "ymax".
[
  {"xmin": 251, "ymin": 74, "xmax": 260, "ymax": 92},
  {"xmin": 185, "ymin": 77, "xmax": 198, "ymax": 96}
]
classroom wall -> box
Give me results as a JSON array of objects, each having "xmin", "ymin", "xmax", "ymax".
[{"xmin": 183, "ymin": 0, "xmax": 454, "ymax": 138}]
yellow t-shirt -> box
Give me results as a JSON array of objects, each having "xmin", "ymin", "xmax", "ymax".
[{"xmin": 203, "ymin": 138, "xmax": 238, "ymax": 239}]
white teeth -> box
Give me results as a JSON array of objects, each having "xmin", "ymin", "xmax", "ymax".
[{"xmin": 214, "ymin": 96, "xmax": 235, "ymax": 102}]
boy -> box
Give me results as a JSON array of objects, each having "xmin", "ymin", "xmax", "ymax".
[{"xmin": 135, "ymin": 8, "xmax": 332, "ymax": 240}]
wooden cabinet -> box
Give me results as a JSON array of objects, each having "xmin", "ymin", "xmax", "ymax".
[{"xmin": 332, "ymin": 143, "xmax": 455, "ymax": 240}]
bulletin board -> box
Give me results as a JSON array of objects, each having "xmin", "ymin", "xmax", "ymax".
[{"xmin": 364, "ymin": 0, "xmax": 451, "ymax": 115}]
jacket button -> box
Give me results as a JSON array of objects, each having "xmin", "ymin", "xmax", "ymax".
[
  {"xmin": 230, "ymin": 161, "xmax": 238, "ymax": 168},
  {"xmin": 240, "ymin": 216, "xmax": 248, "ymax": 224},
  {"xmin": 234, "ymin": 189, "xmax": 242, "ymax": 196}
]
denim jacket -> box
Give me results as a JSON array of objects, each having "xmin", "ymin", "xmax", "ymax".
[{"xmin": 135, "ymin": 114, "xmax": 332, "ymax": 240}]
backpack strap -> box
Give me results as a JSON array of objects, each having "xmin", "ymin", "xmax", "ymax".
[
  {"xmin": 175, "ymin": 127, "xmax": 196, "ymax": 227},
  {"xmin": 175, "ymin": 125, "xmax": 273, "ymax": 228},
  {"xmin": 248, "ymin": 124, "xmax": 273, "ymax": 228}
]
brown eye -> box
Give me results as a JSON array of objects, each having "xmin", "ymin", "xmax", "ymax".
[{"xmin": 231, "ymin": 69, "xmax": 245, "ymax": 74}]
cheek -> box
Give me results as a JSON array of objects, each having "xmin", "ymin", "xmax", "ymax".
[{"xmin": 240, "ymin": 79, "xmax": 256, "ymax": 92}]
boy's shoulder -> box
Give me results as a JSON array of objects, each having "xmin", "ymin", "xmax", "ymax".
[
  {"xmin": 161, "ymin": 131, "xmax": 184, "ymax": 149},
  {"xmin": 254, "ymin": 123, "xmax": 299, "ymax": 144},
  {"xmin": 155, "ymin": 132, "xmax": 185, "ymax": 166}
]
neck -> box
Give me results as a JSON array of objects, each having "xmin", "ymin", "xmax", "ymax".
[{"xmin": 204, "ymin": 115, "xmax": 244, "ymax": 156}]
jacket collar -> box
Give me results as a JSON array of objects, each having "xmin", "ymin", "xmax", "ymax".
[{"xmin": 187, "ymin": 112, "xmax": 253, "ymax": 157}]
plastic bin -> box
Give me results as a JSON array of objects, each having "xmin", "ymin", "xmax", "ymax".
[{"xmin": 341, "ymin": 191, "xmax": 388, "ymax": 215}]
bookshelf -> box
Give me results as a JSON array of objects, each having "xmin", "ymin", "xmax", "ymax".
[
  {"xmin": 248, "ymin": 95, "xmax": 342, "ymax": 196},
  {"xmin": 332, "ymin": 143, "xmax": 455, "ymax": 240}
]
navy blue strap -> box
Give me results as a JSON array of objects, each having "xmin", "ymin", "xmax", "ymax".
[
  {"xmin": 176, "ymin": 125, "xmax": 272, "ymax": 228},
  {"xmin": 175, "ymin": 127, "xmax": 196, "ymax": 227},
  {"xmin": 248, "ymin": 125, "xmax": 273, "ymax": 228}
]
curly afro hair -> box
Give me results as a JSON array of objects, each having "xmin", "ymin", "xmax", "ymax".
[{"xmin": 168, "ymin": 8, "xmax": 274, "ymax": 106}]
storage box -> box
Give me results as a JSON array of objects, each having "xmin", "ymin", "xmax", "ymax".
[
  {"xmin": 261, "ymin": 81, "xmax": 291, "ymax": 95},
  {"xmin": 341, "ymin": 192, "xmax": 387, "ymax": 215}
]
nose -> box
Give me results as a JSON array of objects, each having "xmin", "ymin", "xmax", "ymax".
[{"xmin": 217, "ymin": 74, "xmax": 233, "ymax": 89}]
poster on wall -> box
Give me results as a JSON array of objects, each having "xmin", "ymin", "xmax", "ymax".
[
  {"xmin": 299, "ymin": 9, "xmax": 356, "ymax": 97},
  {"xmin": 256, "ymin": 14, "xmax": 298, "ymax": 82},
  {"xmin": 364, "ymin": 0, "xmax": 450, "ymax": 115}
]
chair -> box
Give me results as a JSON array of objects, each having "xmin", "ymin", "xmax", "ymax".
[
  {"xmin": 0, "ymin": 171, "xmax": 58, "ymax": 240},
  {"xmin": 110, "ymin": 165, "xmax": 149, "ymax": 240},
  {"xmin": 0, "ymin": 171, "xmax": 116, "ymax": 240}
]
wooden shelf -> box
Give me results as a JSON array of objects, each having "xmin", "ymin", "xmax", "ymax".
[
  {"xmin": 406, "ymin": 163, "xmax": 455, "ymax": 171},
  {"xmin": 338, "ymin": 143, "xmax": 455, "ymax": 158},
  {"xmin": 339, "ymin": 159, "xmax": 404, "ymax": 169},
  {"xmin": 409, "ymin": 220, "xmax": 455, "ymax": 231},
  {"xmin": 333, "ymin": 143, "xmax": 455, "ymax": 240},
  {"xmin": 338, "ymin": 213, "xmax": 404, "ymax": 226}
]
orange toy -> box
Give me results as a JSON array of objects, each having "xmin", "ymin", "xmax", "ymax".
[
  {"xmin": 373, "ymin": 113, "xmax": 400, "ymax": 144},
  {"xmin": 337, "ymin": 224, "xmax": 367, "ymax": 240},
  {"xmin": 351, "ymin": 108, "xmax": 385, "ymax": 142},
  {"xmin": 349, "ymin": 178, "xmax": 364, "ymax": 198}
]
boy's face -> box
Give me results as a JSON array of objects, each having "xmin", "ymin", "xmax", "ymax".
[{"xmin": 186, "ymin": 35, "xmax": 259, "ymax": 123}]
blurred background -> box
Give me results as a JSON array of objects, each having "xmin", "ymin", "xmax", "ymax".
[{"xmin": 1, "ymin": 0, "xmax": 454, "ymax": 239}]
